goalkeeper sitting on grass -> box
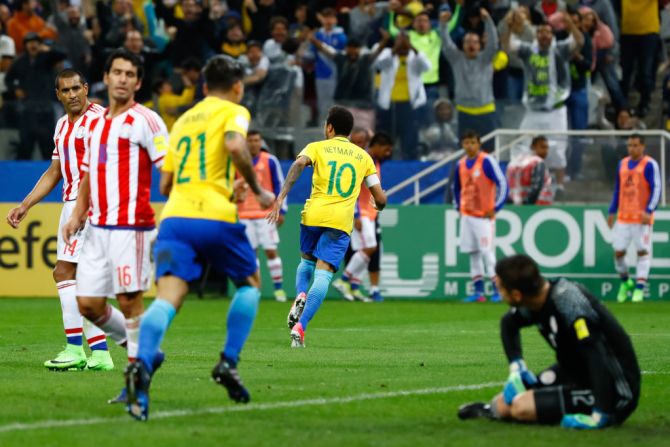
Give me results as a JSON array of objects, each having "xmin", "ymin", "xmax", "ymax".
[{"xmin": 458, "ymin": 255, "xmax": 640, "ymax": 429}]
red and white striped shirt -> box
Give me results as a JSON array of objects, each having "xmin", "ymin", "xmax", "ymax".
[
  {"xmin": 52, "ymin": 103, "xmax": 105, "ymax": 201},
  {"xmin": 82, "ymin": 103, "xmax": 168, "ymax": 228}
]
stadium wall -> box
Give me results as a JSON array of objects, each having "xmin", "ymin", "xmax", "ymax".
[{"xmin": 1, "ymin": 204, "xmax": 669, "ymax": 300}]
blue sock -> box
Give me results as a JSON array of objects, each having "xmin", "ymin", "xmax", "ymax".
[
  {"xmin": 273, "ymin": 281, "xmax": 283, "ymax": 290},
  {"xmin": 65, "ymin": 332, "xmax": 83, "ymax": 346},
  {"xmin": 621, "ymin": 274, "xmax": 629, "ymax": 282},
  {"xmin": 341, "ymin": 273, "xmax": 350, "ymax": 283},
  {"xmin": 351, "ymin": 282, "xmax": 360, "ymax": 291},
  {"xmin": 137, "ymin": 299, "xmax": 176, "ymax": 375},
  {"xmin": 635, "ymin": 282, "xmax": 645, "ymax": 290},
  {"xmin": 295, "ymin": 258, "xmax": 316, "ymax": 295},
  {"xmin": 223, "ymin": 286, "xmax": 261, "ymax": 365},
  {"xmin": 491, "ymin": 280, "xmax": 499, "ymax": 295},
  {"xmin": 473, "ymin": 278, "xmax": 485, "ymax": 295},
  {"xmin": 89, "ymin": 338, "xmax": 108, "ymax": 351},
  {"xmin": 299, "ymin": 269, "xmax": 334, "ymax": 331}
]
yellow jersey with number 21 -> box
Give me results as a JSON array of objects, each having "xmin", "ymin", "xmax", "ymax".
[
  {"xmin": 299, "ymin": 136, "xmax": 377, "ymax": 234},
  {"xmin": 161, "ymin": 96, "xmax": 250, "ymax": 223}
]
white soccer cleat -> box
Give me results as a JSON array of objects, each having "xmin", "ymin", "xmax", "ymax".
[
  {"xmin": 332, "ymin": 279, "xmax": 354, "ymax": 301},
  {"xmin": 287, "ymin": 292, "xmax": 307, "ymax": 329}
]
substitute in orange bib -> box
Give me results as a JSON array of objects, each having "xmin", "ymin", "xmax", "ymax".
[
  {"xmin": 607, "ymin": 134, "xmax": 660, "ymax": 303},
  {"xmin": 237, "ymin": 130, "xmax": 288, "ymax": 302},
  {"xmin": 506, "ymin": 135, "xmax": 553, "ymax": 205},
  {"xmin": 453, "ymin": 130, "xmax": 508, "ymax": 303}
]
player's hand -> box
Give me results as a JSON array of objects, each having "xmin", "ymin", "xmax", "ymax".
[
  {"xmin": 62, "ymin": 215, "xmax": 86, "ymax": 246},
  {"xmin": 561, "ymin": 409, "xmax": 609, "ymax": 430},
  {"xmin": 233, "ymin": 178, "xmax": 249, "ymax": 203},
  {"xmin": 266, "ymin": 197, "xmax": 284, "ymax": 224},
  {"xmin": 256, "ymin": 189, "xmax": 275, "ymax": 210},
  {"xmin": 641, "ymin": 212, "xmax": 651, "ymax": 225},
  {"xmin": 607, "ymin": 214, "xmax": 615, "ymax": 228},
  {"xmin": 354, "ymin": 218, "xmax": 362, "ymax": 232},
  {"xmin": 503, "ymin": 359, "xmax": 537, "ymax": 405},
  {"xmin": 277, "ymin": 213, "xmax": 285, "ymax": 227},
  {"xmin": 484, "ymin": 210, "xmax": 495, "ymax": 219},
  {"xmin": 6, "ymin": 205, "xmax": 28, "ymax": 229},
  {"xmin": 439, "ymin": 10, "xmax": 452, "ymax": 23}
]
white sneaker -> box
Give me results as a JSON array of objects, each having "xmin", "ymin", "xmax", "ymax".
[
  {"xmin": 274, "ymin": 289, "xmax": 287, "ymax": 302},
  {"xmin": 332, "ymin": 279, "xmax": 354, "ymax": 301}
]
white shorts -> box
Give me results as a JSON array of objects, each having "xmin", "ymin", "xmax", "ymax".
[
  {"xmin": 520, "ymin": 106, "xmax": 568, "ymax": 169},
  {"xmin": 612, "ymin": 222, "xmax": 652, "ymax": 253},
  {"xmin": 57, "ymin": 201, "xmax": 89, "ymax": 263},
  {"xmin": 459, "ymin": 215, "xmax": 495, "ymax": 253},
  {"xmin": 240, "ymin": 218, "xmax": 279, "ymax": 250},
  {"xmin": 76, "ymin": 226, "xmax": 156, "ymax": 296},
  {"xmin": 351, "ymin": 217, "xmax": 378, "ymax": 251}
]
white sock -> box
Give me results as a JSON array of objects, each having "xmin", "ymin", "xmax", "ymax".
[
  {"xmin": 615, "ymin": 256, "xmax": 629, "ymax": 277},
  {"xmin": 93, "ymin": 304, "xmax": 127, "ymax": 346},
  {"xmin": 469, "ymin": 252, "xmax": 484, "ymax": 279},
  {"xmin": 636, "ymin": 254, "xmax": 651, "ymax": 285},
  {"xmin": 482, "ymin": 248, "xmax": 496, "ymax": 278},
  {"xmin": 83, "ymin": 318, "xmax": 108, "ymax": 350},
  {"xmin": 125, "ymin": 316, "xmax": 141, "ymax": 362},
  {"xmin": 57, "ymin": 280, "xmax": 83, "ymax": 343},
  {"xmin": 267, "ymin": 257, "xmax": 283, "ymax": 287},
  {"xmin": 345, "ymin": 251, "xmax": 371, "ymax": 281}
]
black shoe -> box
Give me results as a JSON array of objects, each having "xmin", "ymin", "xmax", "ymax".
[
  {"xmin": 458, "ymin": 401, "xmax": 492, "ymax": 420},
  {"xmin": 212, "ymin": 357, "xmax": 250, "ymax": 404},
  {"xmin": 125, "ymin": 360, "xmax": 152, "ymax": 421}
]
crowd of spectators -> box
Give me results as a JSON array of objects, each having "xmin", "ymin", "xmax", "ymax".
[{"xmin": 0, "ymin": 0, "xmax": 667, "ymax": 167}]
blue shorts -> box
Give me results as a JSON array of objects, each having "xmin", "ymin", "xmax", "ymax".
[
  {"xmin": 299, "ymin": 224, "xmax": 350, "ymax": 270},
  {"xmin": 154, "ymin": 217, "xmax": 257, "ymax": 284}
]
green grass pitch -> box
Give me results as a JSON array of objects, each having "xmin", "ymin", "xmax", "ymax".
[{"xmin": 0, "ymin": 298, "xmax": 669, "ymax": 446}]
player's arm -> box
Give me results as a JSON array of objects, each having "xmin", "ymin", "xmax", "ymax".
[
  {"xmin": 500, "ymin": 309, "xmax": 538, "ymax": 405},
  {"xmin": 642, "ymin": 159, "xmax": 661, "ymax": 224},
  {"xmin": 7, "ymin": 159, "xmax": 62, "ymax": 228},
  {"xmin": 268, "ymin": 155, "xmax": 288, "ymax": 220},
  {"xmin": 267, "ymin": 155, "xmax": 311, "ymax": 224},
  {"xmin": 62, "ymin": 172, "xmax": 90, "ymax": 245},
  {"xmin": 483, "ymin": 157, "xmax": 508, "ymax": 217},
  {"xmin": 367, "ymin": 181, "xmax": 387, "ymax": 212},
  {"xmin": 228, "ymin": 131, "xmax": 274, "ymax": 208},
  {"xmin": 525, "ymin": 162, "xmax": 545, "ymax": 205},
  {"xmin": 607, "ymin": 161, "xmax": 622, "ymax": 228}
]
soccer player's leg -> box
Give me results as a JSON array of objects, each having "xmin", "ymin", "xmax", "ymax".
[
  {"xmin": 478, "ymin": 218, "xmax": 500, "ymax": 302},
  {"xmin": 336, "ymin": 228, "xmax": 362, "ymax": 302},
  {"xmin": 261, "ymin": 219, "xmax": 286, "ymax": 302},
  {"xmin": 206, "ymin": 220, "xmax": 261, "ymax": 403},
  {"xmin": 368, "ymin": 219, "xmax": 383, "ymax": 302},
  {"xmin": 293, "ymin": 228, "xmax": 350, "ymax": 347},
  {"xmin": 460, "ymin": 217, "xmax": 486, "ymax": 302},
  {"xmin": 288, "ymin": 225, "xmax": 319, "ymax": 328},
  {"xmin": 612, "ymin": 223, "xmax": 634, "ymax": 302},
  {"xmin": 632, "ymin": 224, "xmax": 652, "ymax": 303},
  {"xmin": 342, "ymin": 218, "xmax": 376, "ymax": 302}
]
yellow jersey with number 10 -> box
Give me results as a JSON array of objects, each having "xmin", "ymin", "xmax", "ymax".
[
  {"xmin": 299, "ymin": 136, "xmax": 377, "ymax": 234},
  {"xmin": 161, "ymin": 96, "xmax": 250, "ymax": 223}
]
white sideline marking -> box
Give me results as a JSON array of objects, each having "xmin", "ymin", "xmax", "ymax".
[{"xmin": 0, "ymin": 382, "xmax": 501, "ymax": 433}]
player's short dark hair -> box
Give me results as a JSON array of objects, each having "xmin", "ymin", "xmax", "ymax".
[
  {"xmin": 461, "ymin": 129, "xmax": 480, "ymax": 142},
  {"xmin": 247, "ymin": 40, "xmax": 262, "ymax": 50},
  {"xmin": 320, "ymin": 7, "xmax": 337, "ymax": 17},
  {"xmin": 247, "ymin": 129, "xmax": 261, "ymax": 138},
  {"xmin": 55, "ymin": 68, "xmax": 87, "ymax": 90},
  {"xmin": 180, "ymin": 57, "xmax": 202, "ymax": 72},
  {"xmin": 326, "ymin": 106, "xmax": 354, "ymax": 136},
  {"xmin": 531, "ymin": 135, "xmax": 547, "ymax": 147},
  {"xmin": 104, "ymin": 48, "xmax": 144, "ymax": 80},
  {"xmin": 203, "ymin": 55, "xmax": 244, "ymax": 92},
  {"xmin": 370, "ymin": 132, "xmax": 393, "ymax": 147},
  {"xmin": 495, "ymin": 255, "xmax": 544, "ymax": 298},
  {"xmin": 629, "ymin": 133, "xmax": 645, "ymax": 145},
  {"xmin": 269, "ymin": 16, "xmax": 289, "ymax": 31}
]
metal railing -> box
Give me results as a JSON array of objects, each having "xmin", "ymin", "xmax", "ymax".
[{"xmin": 387, "ymin": 129, "xmax": 670, "ymax": 206}]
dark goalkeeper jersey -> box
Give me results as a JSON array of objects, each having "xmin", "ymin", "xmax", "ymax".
[{"xmin": 500, "ymin": 278, "xmax": 640, "ymax": 414}]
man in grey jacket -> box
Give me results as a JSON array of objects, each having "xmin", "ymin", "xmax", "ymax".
[{"xmin": 440, "ymin": 7, "xmax": 498, "ymax": 152}]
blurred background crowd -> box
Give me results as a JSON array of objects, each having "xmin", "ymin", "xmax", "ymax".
[{"xmin": 0, "ymin": 0, "xmax": 667, "ymax": 172}]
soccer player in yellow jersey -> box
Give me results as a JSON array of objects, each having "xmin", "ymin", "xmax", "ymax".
[
  {"xmin": 124, "ymin": 56, "xmax": 274, "ymax": 421},
  {"xmin": 268, "ymin": 106, "xmax": 387, "ymax": 348}
]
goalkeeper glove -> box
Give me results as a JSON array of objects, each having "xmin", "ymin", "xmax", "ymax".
[
  {"xmin": 503, "ymin": 359, "xmax": 537, "ymax": 405},
  {"xmin": 561, "ymin": 409, "xmax": 609, "ymax": 430}
]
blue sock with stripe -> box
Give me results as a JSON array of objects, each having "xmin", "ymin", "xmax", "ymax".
[
  {"xmin": 223, "ymin": 286, "xmax": 261, "ymax": 365},
  {"xmin": 295, "ymin": 258, "xmax": 316, "ymax": 295},
  {"xmin": 473, "ymin": 278, "xmax": 485, "ymax": 295},
  {"xmin": 67, "ymin": 333, "xmax": 83, "ymax": 346},
  {"xmin": 299, "ymin": 269, "xmax": 334, "ymax": 331},
  {"xmin": 137, "ymin": 298, "xmax": 177, "ymax": 375}
]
